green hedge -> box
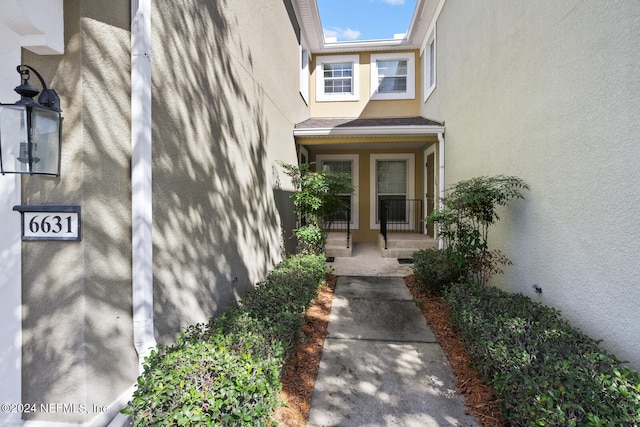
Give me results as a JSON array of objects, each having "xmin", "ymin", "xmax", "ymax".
[
  {"xmin": 445, "ymin": 282, "xmax": 640, "ymax": 426},
  {"xmin": 412, "ymin": 248, "xmax": 461, "ymax": 295},
  {"xmin": 122, "ymin": 254, "xmax": 326, "ymax": 426}
]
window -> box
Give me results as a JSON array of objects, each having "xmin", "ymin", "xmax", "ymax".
[
  {"xmin": 317, "ymin": 154, "xmax": 359, "ymax": 229},
  {"xmin": 316, "ymin": 55, "xmax": 360, "ymax": 102},
  {"xmin": 324, "ymin": 63, "xmax": 352, "ymax": 94},
  {"xmin": 370, "ymin": 53, "xmax": 415, "ymax": 100},
  {"xmin": 370, "ymin": 153, "xmax": 415, "ymax": 229},
  {"xmin": 376, "ymin": 60, "xmax": 408, "ymax": 93},
  {"xmin": 300, "ymin": 47, "xmax": 310, "ymax": 104},
  {"xmin": 423, "ymin": 28, "xmax": 436, "ymax": 101}
]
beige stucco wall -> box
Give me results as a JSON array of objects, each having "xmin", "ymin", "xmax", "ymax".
[
  {"xmin": 21, "ymin": 0, "xmax": 138, "ymax": 422},
  {"xmin": 310, "ymin": 50, "xmax": 421, "ymax": 118},
  {"xmin": 423, "ymin": 0, "xmax": 640, "ymax": 369},
  {"xmin": 151, "ymin": 1, "xmax": 307, "ymax": 342},
  {"xmin": 17, "ymin": 0, "xmax": 306, "ymax": 422}
]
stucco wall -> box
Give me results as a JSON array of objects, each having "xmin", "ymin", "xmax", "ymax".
[
  {"xmin": 151, "ymin": 0, "xmax": 306, "ymax": 342},
  {"xmin": 423, "ymin": 0, "xmax": 640, "ymax": 368},
  {"xmin": 20, "ymin": 0, "xmax": 138, "ymax": 422}
]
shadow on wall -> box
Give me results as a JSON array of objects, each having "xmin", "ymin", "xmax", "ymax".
[
  {"xmin": 151, "ymin": 0, "xmax": 287, "ymax": 342},
  {"xmin": 19, "ymin": 0, "xmax": 296, "ymax": 420},
  {"xmin": 20, "ymin": 1, "xmax": 138, "ymax": 422}
]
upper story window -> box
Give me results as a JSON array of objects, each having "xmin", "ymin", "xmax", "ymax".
[
  {"xmin": 316, "ymin": 55, "xmax": 360, "ymax": 102},
  {"xmin": 300, "ymin": 47, "xmax": 310, "ymax": 104},
  {"xmin": 370, "ymin": 52, "xmax": 415, "ymax": 100},
  {"xmin": 422, "ymin": 27, "xmax": 436, "ymax": 101}
]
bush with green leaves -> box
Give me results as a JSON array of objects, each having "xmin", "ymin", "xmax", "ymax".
[
  {"xmin": 280, "ymin": 162, "xmax": 354, "ymax": 254},
  {"xmin": 445, "ymin": 282, "xmax": 640, "ymax": 426},
  {"xmin": 122, "ymin": 254, "xmax": 326, "ymax": 426},
  {"xmin": 411, "ymin": 248, "xmax": 461, "ymax": 295},
  {"xmin": 428, "ymin": 175, "xmax": 528, "ymax": 285}
]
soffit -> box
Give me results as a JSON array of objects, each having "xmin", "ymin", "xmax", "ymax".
[
  {"xmin": 295, "ymin": 116, "xmax": 444, "ymax": 138},
  {"xmin": 294, "ymin": 0, "xmax": 430, "ymax": 54}
]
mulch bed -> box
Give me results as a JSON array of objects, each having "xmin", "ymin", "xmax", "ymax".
[
  {"xmin": 272, "ymin": 273, "xmax": 337, "ymax": 426},
  {"xmin": 273, "ymin": 273, "xmax": 507, "ymax": 427}
]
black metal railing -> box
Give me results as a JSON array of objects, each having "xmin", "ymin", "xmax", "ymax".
[
  {"xmin": 322, "ymin": 205, "xmax": 351, "ymax": 248},
  {"xmin": 380, "ymin": 198, "xmax": 423, "ymax": 249}
]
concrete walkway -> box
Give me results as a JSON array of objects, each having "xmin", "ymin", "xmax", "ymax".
[
  {"xmin": 307, "ymin": 275, "xmax": 479, "ymax": 427},
  {"xmin": 326, "ymin": 242, "xmax": 414, "ymax": 277}
]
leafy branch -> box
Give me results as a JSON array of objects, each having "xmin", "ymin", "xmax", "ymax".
[{"xmin": 428, "ymin": 175, "xmax": 529, "ymax": 284}]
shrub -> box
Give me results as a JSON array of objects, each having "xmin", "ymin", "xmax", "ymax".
[
  {"xmin": 445, "ymin": 282, "xmax": 640, "ymax": 426},
  {"xmin": 428, "ymin": 175, "xmax": 528, "ymax": 285},
  {"xmin": 280, "ymin": 162, "xmax": 354, "ymax": 254},
  {"xmin": 294, "ymin": 224, "xmax": 324, "ymax": 255},
  {"xmin": 122, "ymin": 254, "xmax": 326, "ymax": 426},
  {"xmin": 411, "ymin": 248, "xmax": 460, "ymax": 294}
]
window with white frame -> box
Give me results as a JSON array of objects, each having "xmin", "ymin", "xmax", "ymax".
[
  {"xmin": 370, "ymin": 52, "xmax": 415, "ymax": 100},
  {"xmin": 369, "ymin": 153, "xmax": 415, "ymax": 229},
  {"xmin": 316, "ymin": 154, "xmax": 359, "ymax": 229},
  {"xmin": 316, "ymin": 55, "xmax": 360, "ymax": 102},
  {"xmin": 423, "ymin": 28, "xmax": 436, "ymax": 101},
  {"xmin": 300, "ymin": 47, "xmax": 310, "ymax": 104}
]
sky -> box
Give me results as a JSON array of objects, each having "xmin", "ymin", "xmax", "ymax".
[{"xmin": 317, "ymin": 0, "xmax": 418, "ymax": 42}]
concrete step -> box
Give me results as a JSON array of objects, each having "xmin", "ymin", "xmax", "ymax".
[
  {"xmin": 378, "ymin": 233, "xmax": 438, "ymax": 258},
  {"xmin": 326, "ymin": 245, "xmax": 352, "ymax": 258}
]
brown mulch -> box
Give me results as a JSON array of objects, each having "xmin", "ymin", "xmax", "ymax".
[
  {"xmin": 273, "ymin": 273, "xmax": 507, "ymax": 427},
  {"xmin": 404, "ymin": 275, "xmax": 508, "ymax": 427},
  {"xmin": 272, "ymin": 273, "xmax": 337, "ymax": 426}
]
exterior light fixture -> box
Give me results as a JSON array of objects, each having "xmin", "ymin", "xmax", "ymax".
[{"xmin": 0, "ymin": 65, "xmax": 62, "ymax": 176}]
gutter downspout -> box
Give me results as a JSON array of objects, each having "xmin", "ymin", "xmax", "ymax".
[
  {"xmin": 437, "ymin": 131, "xmax": 445, "ymax": 250},
  {"xmin": 131, "ymin": 0, "xmax": 156, "ymax": 370}
]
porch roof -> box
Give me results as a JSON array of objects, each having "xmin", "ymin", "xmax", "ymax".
[{"xmin": 294, "ymin": 117, "xmax": 445, "ymax": 138}]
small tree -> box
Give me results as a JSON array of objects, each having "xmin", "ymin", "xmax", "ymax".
[
  {"xmin": 280, "ymin": 162, "xmax": 354, "ymax": 254},
  {"xmin": 428, "ymin": 175, "xmax": 528, "ymax": 285}
]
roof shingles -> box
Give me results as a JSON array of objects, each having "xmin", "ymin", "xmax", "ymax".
[{"xmin": 295, "ymin": 116, "xmax": 443, "ymax": 129}]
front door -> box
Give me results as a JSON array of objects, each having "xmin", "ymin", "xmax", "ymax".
[{"xmin": 370, "ymin": 153, "xmax": 415, "ymax": 230}]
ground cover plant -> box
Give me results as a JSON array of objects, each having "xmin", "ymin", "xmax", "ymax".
[
  {"xmin": 121, "ymin": 254, "xmax": 326, "ymax": 426},
  {"xmin": 445, "ymin": 282, "xmax": 640, "ymax": 426}
]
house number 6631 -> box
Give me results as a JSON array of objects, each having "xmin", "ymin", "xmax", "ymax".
[
  {"xmin": 13, "ymin": 205, "xmax": 82, "ymax": 241},
  {"xmin": 28, "ymin": 215, "xmax": 74, "ymax": 234}
]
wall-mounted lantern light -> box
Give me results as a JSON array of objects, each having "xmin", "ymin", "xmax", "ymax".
[{"xmin": 0, "ymin": 65, "xmax": 62, "ymax": 176}]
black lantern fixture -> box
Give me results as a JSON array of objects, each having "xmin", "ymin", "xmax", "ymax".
[{"xmin": 0, "ymin": 65, "xmax": 62, "ymax": 176}]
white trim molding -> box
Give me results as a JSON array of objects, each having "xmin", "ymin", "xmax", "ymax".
[
  {"xmin": 294, "ymin": 124, "xmax": 445, "ymax": 138},
  {"xmin": 315, "ymin": 54, "xmax": 360, "ymax": 102},
  {"xmin": 316, "ymin": 154, "xmax": 360, "ymax": 230},
  {"xmin": 369, "ymin": 153, "xmax": 416, "ymax": 230},
  {"xmin": 422, "ymin": 25, "xmax": 436, "ymax": 102},
  {"xmin": 131, "ymin": 0, "xmax": 157, "ymax": 370},
  {"xmin": 370, "ymin": 52, "xmax": 416, "ymax": 100},
  {"xmin": 0, "ymin": 0, "xmax": 64, "ymax": 55}
]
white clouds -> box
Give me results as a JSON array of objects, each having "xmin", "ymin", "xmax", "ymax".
[
  {"xmin": 380, "ymin": 0, "xmax": 405, "ymax": 5},
  {"xmin": 324, "ymin": 27, "xmax": 362, "ymax": 41}
]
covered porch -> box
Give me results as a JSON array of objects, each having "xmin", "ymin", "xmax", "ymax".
[{"xmin": 294, "ymin": 116, "xmax": 445, "ymax": 259}]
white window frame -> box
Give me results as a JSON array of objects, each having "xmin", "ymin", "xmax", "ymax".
[
  {"xmin": 316, "ymin": 154, "xmax": 359, "ymax": 229},
  {"xmin": 370, "ymin": 52, "xmax": 415, "ymax": 100},
  {"xmin": 299, "ymin": 46, "xmax": 310, "ymax": 104},
  {"xmin": 316, "ymin": 55, "xmax": 360, "ymax": 102},
  {"xmin": 369, "ymin": 153, "xmax": 415, "ymax": 229},
  {"xmin": 422, "ymin": 26, "xmax": 436, "ymax": 102}
]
